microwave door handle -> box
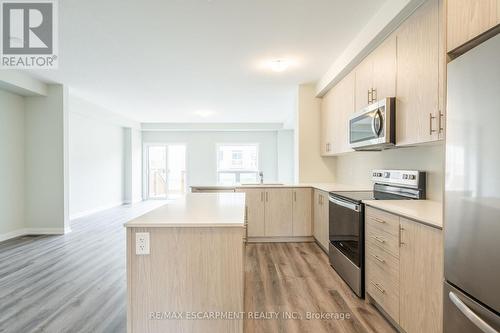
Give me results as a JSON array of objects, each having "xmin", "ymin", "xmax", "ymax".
[
  {"xmin": 371, "ymin": 110, "xmax": 382, "ymax": 137},
  {"xmin": 328, "ymin": 197, "xmax": 361, "ymax": 212},
  {"xmin": 449, "ymin": 292, "xmax": 499, "ymax": 333}
]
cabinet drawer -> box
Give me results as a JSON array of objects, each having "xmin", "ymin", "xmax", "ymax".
[
  {"xmin": 366, "ymin": 222, "xmax": 400, "ymax": 258},
  {"xmin": 366, "ymin": 258, "xmax": 400, "ymax": 322},
  {"xmin": 366, "ymin": 242, "xmax": 399, "ymax": 284},
  {"xmin": 366, "ymin": 207, "xmax": 400, "ymax": 237}
]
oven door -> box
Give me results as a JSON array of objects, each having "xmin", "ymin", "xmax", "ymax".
[{"xmin": 328, "ymin": 196, "xmax": 363, "ymax": 267}]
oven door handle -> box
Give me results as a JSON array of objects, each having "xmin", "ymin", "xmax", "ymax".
[{"xmin": 329, "ymin": 197, "xmax": 361, "ymax": 212}]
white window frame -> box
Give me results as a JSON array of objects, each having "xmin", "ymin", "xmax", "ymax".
[
  {"xmin": 215, "ymin": 143, "xmax": 260, "ymax": 185},
  {"xmin": 143, "ymin": 143, "xmax": 188, "ymax": 199}
]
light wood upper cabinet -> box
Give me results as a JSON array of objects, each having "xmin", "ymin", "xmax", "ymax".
[
  {"xmin": 238, "ymin": 189, "xmax": 265, "ymax": 237},
  {"xmin": 372, "ymin": 35, "xmax": 397, "ymax": 104},
  {"xmin": 331, "ymin": 72, "xmax": 355, "ymax": 155},
  {"xmin": 292, "ymin": 188, "xmax": 312, "ymax": 236},
  {"xmin": 396, "ymin": 0, "xmax": 441, "ymax": 146},
  {"xmin": 355, "ymin": 36, "xmax": 397, "ymax": 112},
  {"xmin": 313, "ymin": 190, "xmax": 329, "ymax": 250},
  {"xmin": 320, "ymin": 92, "xmax": 335, "ymax": 156},
  {"xmin": 399, "ymin": 217, "xmax": 443, "ymax": 333},
  {"xmin": 320, "ymin": 72, "xmax": 355, "ymax": 156},
  {"xmin": 447, "ymin": 0, "xmax": 500, "ymax": 52},
  {"xmin": 264, "ymin": 189, "xmax": 293, "ymax": 237},
  {"xmin": 354, "ymin": 57, "xmax": 373, "ymax": 111}
]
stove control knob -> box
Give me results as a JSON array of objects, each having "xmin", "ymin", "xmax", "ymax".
[
  {"xmin": 384, "ymin": 172, "xmax": 390, "ymax": 178},
  {"xmin": 409, "ymin": 175, "xmax": 416, "ymax": 180},
  {"xmin": 403, "ymin": 174, "xmax": 408, "ymax": 180}
]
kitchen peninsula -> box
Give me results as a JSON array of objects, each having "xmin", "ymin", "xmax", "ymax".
[{"xmin": 125, "ymin": 193, "xmax": 246, "ymax": 333}]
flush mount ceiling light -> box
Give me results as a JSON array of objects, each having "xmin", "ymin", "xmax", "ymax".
[
  {"xmin": 194, "ymin": 109, "xmax": 215, "ymax": 118},
  {"xmin": 269, "ymin": 59, "xmax": 291, "ymax": 72}
]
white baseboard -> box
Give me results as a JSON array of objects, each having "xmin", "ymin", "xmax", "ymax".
[
  {"xmin": 69, "ymin": 201, "xmax": 124, "ymax": 220},
  {"xmin": 0, "ymin": 228, "xmax": 65, "ymax": 242}
]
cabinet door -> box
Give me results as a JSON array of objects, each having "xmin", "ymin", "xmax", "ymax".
[
  {"xmin": 354, "ymin": 57, "xmax": 373, "ymax": 111},
  {"xmin": 447, "ymin": 0, "xmax": 499, "ymax": 52},
  {"xmin": 238, "ymin": 189, "xmax": 265, "ymax": 237},
  {"xmin": 372, "ymin": 35, "xmax": 397, "ymax": 102},
  {"xmin": 320, "ymin": 192, "xmax": 330, "ymax": 249},
  {"xmin": 396, "ymin": 0, "xmax": 440, "ymax": 146},
  {"xmin": 399, "ymin": 218, "xmax": 443, "ymax": 333},
  {"xmin": 292, "ymin": 188, "xmax": 312, "ymax": 236},
  {"xmin": 264, "ymin": 189, "xmax": 293, "ymax": 237},
  {"xmin": 313, "ymin": 190, "xmax": 322, "ymax": 241},
  {"xmin": 331, "ymin": 72, "xmax": 355, "ymax": 155},
  {"xmin": 320, "ymin": 89, "xmax": 335, "ymax": 155}
]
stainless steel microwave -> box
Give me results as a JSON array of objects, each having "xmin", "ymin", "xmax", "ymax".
[{"xmin": 349, "ymin": 97, "xmax": 395, "ymax": 150}]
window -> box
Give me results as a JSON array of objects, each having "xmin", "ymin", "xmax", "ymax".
[
  {"xmin": 147, "ymin": 144, "xmax": 186, "ymax": 198},
  {"xmin": 217, "ymin": 144, "xmax": 258, "ymax": 185}
]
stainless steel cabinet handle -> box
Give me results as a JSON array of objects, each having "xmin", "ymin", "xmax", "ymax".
[
  {"xmin": 260, "ymin": 192, "xmax": 264, "ymax": 202},
  {"xmin": 439, "ymin": 110, "xmax": 444, "ymax": 133},
  {"xmin": 399, "ymin": 226, "xmax": 405, "ymax": 247},
  {"xmin": 429, "ymin": 113, "xmax": 437, "ymax": 135},
  {"xmin": 371, "ymin": 254, "xmax": 385, "ymax": 263},
  {"xmin": 368, "ymin": 89, "xmax": 371, "ymax": 104},
  {"xmin": 265, "ymin": 192, "xmax": 268, "ymax": 202},
  {"xmin": 294, "ymin": 191, "xmax": 297, "ymax": 202},
  {"xmin": 373, "ymin": 218, "xmax": 386, "ymax": 224},
  {"xmin": 371, "ymin": 282, "xmax": 385, "ymax": 294},
  {"xmin": 449, "ymin": 292, "xmax": 498, "ymax": 333},
  {"xmin": 371, "ymin": 235, "xmax": 385, "ymax": 243},
  {"xmin": 372, "ymin": 88, "xmax": 377, "ymax": 101}
]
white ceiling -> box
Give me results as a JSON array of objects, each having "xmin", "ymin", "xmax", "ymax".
[{"xmin": 32, "ymin": 0, "xmax": 387, "ymax": 123}]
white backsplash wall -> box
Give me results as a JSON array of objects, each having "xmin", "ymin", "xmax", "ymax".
[{"xmin": 334, "ymin": 144, "xmax": 444, "ymax": 201}]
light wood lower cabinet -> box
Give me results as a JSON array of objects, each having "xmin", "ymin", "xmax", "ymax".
[
  {"xmin": 399, "ymin": 217, "xmax": 443, "ymax": 333},
  {"xmin": 242, "ymin": 189, "xmax": 265, "ymax": 237},
  {"xmin": 365, "ymin": 207, "xmax": 443, "ymax": 333},
  {"xmin": 292, "ymin": 188, "xmax": 312, "ymax": 236},
  {"xmin": 313, "ymin": 189, "xmax": 329, "ymax": 250},
  {"xmin": 265, "ymin": 189, "xmax": 293, "ymax": 237},
  {"xmin": 237, "ymin": 188, "xmax": 312, "ymax": 238}
]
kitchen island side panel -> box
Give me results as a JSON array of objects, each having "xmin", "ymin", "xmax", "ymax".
[{"xmin": 127, "ymin": 226, "xmax": 245, "ymax": 333}]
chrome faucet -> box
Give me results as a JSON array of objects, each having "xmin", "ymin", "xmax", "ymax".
[{"xmin": 259, "ymin": 171, "xmax": 264, "ymax": 184}]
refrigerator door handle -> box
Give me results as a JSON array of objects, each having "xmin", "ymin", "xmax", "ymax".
[{"xmin": 449, "ymin": 292, "xmax": 499, "ymax": 333}]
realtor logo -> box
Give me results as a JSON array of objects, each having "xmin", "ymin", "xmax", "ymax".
[{"xmin": 1, "ymin": 0, "xmax": 58, "ymax": 68}]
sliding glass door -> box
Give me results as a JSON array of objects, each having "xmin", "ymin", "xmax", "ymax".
[{"xmin": 146, "ymin": 144, "xmax": 186, "ymax": 199}]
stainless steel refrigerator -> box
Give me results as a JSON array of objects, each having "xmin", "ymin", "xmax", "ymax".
[{"xmin": 444, "ymin": 33, "xmax": 500, "ymax": 333}]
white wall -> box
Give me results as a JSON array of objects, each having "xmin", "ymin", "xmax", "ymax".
[
  {"xmin": 24, "ymin": 85, "xmax": 70, "ymax": 232},
  {"xmin": 277, "ymin": 130, "xmax": 294, "ymax": 183},
  {"xmin": 124, "ymin": 128, "xmax": 143, "ymax": 204},
  {"xmin": 334, "ymin": 144, "xmax": 444, "ymax": 201},
  {"xmin": 69, "ymin": 97, "xmax": 128, "ymax": 218},
  {"xmin": 142, "ymin": 130, "xmax": 292, "ymax": 186},
  {"xmin": 296, "ymin": 84, "xmax": 336, "ymax": 182},
  {"xmin": 0, "ymin": 90, "xmax": 25, "ymax": 239}
]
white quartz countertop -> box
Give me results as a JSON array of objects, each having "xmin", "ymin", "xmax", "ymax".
[
  {"xmin": 191, "ymin": 183, "xmax": 370, "ymax": 192},
  {"xmin": 125, "ymin": 193, "xmax": 246, "ymax": 228},
  {"xmin": 363, "ymin": 200, "xmax": 443, "ymax": 229}
]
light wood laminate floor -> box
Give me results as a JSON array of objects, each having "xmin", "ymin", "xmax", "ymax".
[
  {"xmin": 0, "ymin": 201, "xmax": 166, "ymax": 333},
  {"xmin": 244, "ymin": 242, "xmax": 396, "ymax": 333},
  {"xmin": 1, "ymin": 203, "xmax": 394, "ymax": 333}
]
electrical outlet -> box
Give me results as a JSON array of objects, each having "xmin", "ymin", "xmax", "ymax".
[{"xmin": 135, "ymin": 232, "xmax": 150, "ymax": 255}]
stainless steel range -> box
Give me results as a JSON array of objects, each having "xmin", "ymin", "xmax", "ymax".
[{"xmin": 328, "ymin": 169, "xmax": 426, "ymax": 297}]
